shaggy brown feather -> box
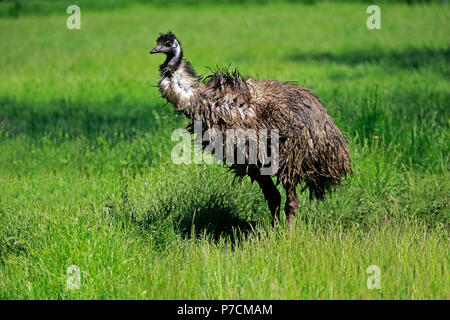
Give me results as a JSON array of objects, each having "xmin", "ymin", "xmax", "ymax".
[{"xmin": 151, "ymin": 33, "xmax": 352, "ymax": 223}]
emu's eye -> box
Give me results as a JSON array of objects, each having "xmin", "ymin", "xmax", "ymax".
[{"xmin": 165, "ymin": 41, "xmax": 172, "ymax": 47}]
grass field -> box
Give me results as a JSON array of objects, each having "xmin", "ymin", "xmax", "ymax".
[{"xmin": 0, "ymin": 2, "xmax": 449, "ymax": 299}]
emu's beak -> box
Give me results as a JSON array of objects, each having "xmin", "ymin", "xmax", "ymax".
[{"xmin": 150, "ymin": 46, "xmax": 161, "ymax": 54}]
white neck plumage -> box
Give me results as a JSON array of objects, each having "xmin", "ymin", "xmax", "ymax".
[{"xmin": 158, "ymin": 40, "xmax": 200, "ymax": 116}]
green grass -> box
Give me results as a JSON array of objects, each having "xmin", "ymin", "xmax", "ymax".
[{"xmin": 0, "ymin": 2, "xmax": 449, "ymax": 299}]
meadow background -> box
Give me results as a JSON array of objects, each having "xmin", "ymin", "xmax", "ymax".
[{"xmin": 0, "ymin": 0, "xmax": 448, "ymax": 299}]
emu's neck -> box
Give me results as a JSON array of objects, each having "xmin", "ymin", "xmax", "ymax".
[
  {"xmin": 159, "ymin": 44, "xmax": 183, "ymax": 77},
  {"xmin": 158, "ymin": 42, "xmax": 200, "ymax": 117}
]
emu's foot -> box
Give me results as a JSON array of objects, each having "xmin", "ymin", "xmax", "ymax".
[
  {"xmin": 283, "ymin": 183, "xmax": 298, "ymax": 228},
  {"xmin": 270, "ymin": 216, "xmax": 280, "ymax": 227},
  {"xmin": 286, "ymin": 214, "xmax": 295, "ymax": 227},
  {"xmin": 270, "ymin": 206, "xmax": 281, "ymax": 227}
]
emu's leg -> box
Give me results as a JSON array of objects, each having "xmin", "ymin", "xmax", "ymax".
[
  {"xmin": 255, "ymin": 175, "xmax": 281, "ymax": 223},
  {"xmin": 283, "ymin": 183, "xmax": 299, "ymax": 225}
]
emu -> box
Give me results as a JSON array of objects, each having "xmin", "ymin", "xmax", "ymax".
[{"xmin": 150, "ymin": 32, "xmax": 351, "ymax": 224}]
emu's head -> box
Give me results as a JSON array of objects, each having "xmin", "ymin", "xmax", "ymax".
[{"xmin": 150, "ymin": 32, "xmax": 181, "ymax": 56}]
